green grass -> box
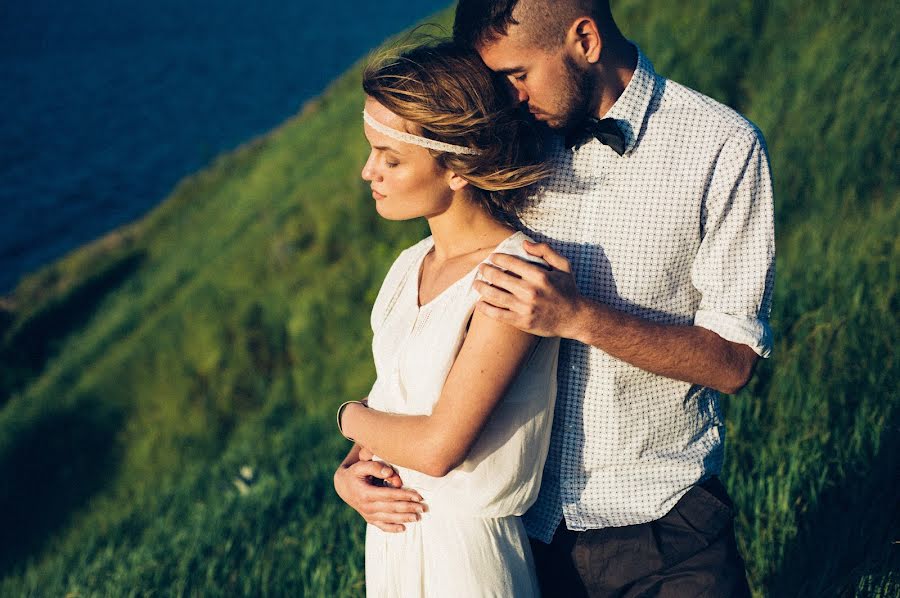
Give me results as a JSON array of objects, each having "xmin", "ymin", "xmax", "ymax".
[{"xmin": 1, "ymin": 1, "xmax": 897, "ymax": 596}]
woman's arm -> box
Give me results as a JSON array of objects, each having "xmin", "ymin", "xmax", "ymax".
[{"xmin": 340, "ymin": 309, "xmax": 538, "ymax": 477}]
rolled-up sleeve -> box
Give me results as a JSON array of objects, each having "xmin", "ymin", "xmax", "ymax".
[{"xmin": 691, "ymin": 125, "xmax": 775, "ymax": 358}]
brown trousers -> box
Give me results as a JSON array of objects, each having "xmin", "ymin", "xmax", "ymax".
[{"xmin": 530, "ymin": 477, "xmax": 752, "ymax": 597}]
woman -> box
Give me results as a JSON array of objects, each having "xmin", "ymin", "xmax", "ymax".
[{"xmin": 334, "ymin": 41, "xmax": 559, "ymax": 597}]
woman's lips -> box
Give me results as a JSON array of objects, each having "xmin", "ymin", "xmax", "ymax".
[{"xmin": 372, "ymin": 189, "xmax": 385, "ymax": 200}]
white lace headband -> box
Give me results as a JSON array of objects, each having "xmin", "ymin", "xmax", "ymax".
[{"xmin": 362, "ymin": 109, "xmax": 481, "ymax": 156}]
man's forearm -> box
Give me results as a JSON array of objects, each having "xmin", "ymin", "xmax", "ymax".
[{"xmin": 569, "ymin": 297, "xmax": 757, "ymax": 394}]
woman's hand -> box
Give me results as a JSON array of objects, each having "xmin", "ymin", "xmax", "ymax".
[
  {"xmin": 333, "ymin": 445, "xmax": 425, "ymax": 533},
  {"xmin": 357, "ymin": 446, "xmax": 402, "ymax": 487}
]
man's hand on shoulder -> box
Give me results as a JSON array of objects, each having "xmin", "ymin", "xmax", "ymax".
[
  {"xmin": 472, "ymin": 240, "xmax": 762, "ymax": 394},
  {"xmin": 474, "ymin": 240, "xmax": 585, "ymax": 339},
  {"xmin": 333, "ymin": 447, "xmax": 425, "ymax": 533}
]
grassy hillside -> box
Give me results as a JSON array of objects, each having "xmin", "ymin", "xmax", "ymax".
[{"xmin": 1, "ymin": 1, "xmax": 897, "ymax": 596}]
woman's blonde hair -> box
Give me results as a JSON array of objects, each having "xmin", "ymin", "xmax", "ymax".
[{"xmin": 362, "ymin": 39, "xmax": 550, "ymax": 220}]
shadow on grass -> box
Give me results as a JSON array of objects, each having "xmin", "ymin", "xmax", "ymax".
[
  {"xmin": 0, "ymin": 395, "xmax": 125, "ymax": 576},
  {"xmin": 0, "ymin": 249, "xmax": 145, "ymax": 405},
  {"xmin": 767, "ymin": 410, "xmax": 900, "ymax": 597}
]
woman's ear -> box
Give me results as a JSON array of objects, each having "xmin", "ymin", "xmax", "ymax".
[{"xmin": 447, "ymin": 171, "xmax": 470, "ymax": 192}]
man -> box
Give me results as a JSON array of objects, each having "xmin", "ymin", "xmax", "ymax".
[{"xmin": 336, "ymin": 1, "xmax": 774, "ymax": 595}]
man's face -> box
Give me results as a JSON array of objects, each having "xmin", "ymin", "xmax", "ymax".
[{"xmin": 477, "ymin": 28, "xmax": 596, "ymax": 131}]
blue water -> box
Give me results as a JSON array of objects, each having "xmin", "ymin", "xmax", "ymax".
[{"xmin": 0, "ymin": 0, "xmax": 450, "ymax": 293}]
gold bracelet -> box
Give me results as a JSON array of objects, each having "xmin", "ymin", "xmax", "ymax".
[{"xmin": 337, "ymin": 400, "xmax": 366, "ymax": 441}]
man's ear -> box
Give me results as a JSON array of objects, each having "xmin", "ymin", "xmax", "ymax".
[
  {"xmin": 566, "ymin": 17, "xmax": 602, "ymax": 65},
  {"xmin": 447, "ymin": 171, "xmax": 470, "ymax": 192}
]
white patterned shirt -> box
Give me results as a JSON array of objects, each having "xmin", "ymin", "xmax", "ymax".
[{"xmin": 516, "ymin": 44, "xmax": 775, "ymax": 542}]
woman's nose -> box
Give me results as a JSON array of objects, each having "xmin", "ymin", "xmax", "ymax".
[{"xmin": 361, "ymin": 155, "xmax": 377, "ymax": 181}]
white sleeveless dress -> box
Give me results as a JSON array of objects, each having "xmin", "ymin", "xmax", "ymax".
[{"xmin": 364, "ymin": 231, "xmax": 559, "ymax": 598}]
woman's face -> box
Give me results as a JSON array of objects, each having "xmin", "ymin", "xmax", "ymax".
[{"xmin": 361, "ymin": 97, "xmax": 455, "ymax": 221}]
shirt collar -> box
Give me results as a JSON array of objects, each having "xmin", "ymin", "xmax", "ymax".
[{"xmin": 596, "ymin": 43, "xmax": 658, "ymax": 156}]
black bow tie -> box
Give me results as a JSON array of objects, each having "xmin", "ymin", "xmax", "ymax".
[{"xmin": 566, "ymin": 117, "xmax": 626, "ymax": 155}]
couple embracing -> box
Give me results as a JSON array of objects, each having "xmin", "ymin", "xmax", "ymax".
[{"xmin": 334, "ymin": 1, "xmax": 774, "ymax": 596}]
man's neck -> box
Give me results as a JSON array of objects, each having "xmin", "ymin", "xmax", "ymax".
[{"xmin": 593, "ymin": 38, "xmax": 638, "ymax": 118}]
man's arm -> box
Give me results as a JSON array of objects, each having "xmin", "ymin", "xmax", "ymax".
[
  {"xmin": 475, "ymin": 125, "xmax": 774, "ymax": 394},
  {"xmin": 333, "ymin": 443, "xmax": 425, "ymax": 533},
  {"xmin": 474, "ymin": 248, "xmax": 758, "ymax": 394}
]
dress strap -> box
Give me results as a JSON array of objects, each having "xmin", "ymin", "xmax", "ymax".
[{"xmin": 371, "ymin": 239, "xmax": 430, "ymax": 331}]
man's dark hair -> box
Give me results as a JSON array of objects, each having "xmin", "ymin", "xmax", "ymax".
[
  {"xmin": 454, "ymin": 0, "xmax": 613, "ymax": 50},
  {"xmin": 454, "ymin": 0, "xmax": 519, "ymax": 49}
]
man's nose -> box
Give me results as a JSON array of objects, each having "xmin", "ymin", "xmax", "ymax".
[
  {"xmin": 515, "ymin": 86, "xmax": 529, "ymax": 104},
  {"xmin": 511, "ymin": 81, "xmax": 529, "ymax": 104}
]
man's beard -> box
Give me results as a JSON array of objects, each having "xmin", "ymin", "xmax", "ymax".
[
  {"xmin": 558, "ymin": 55, "xmax": 597, "ymax": 131},
  {"xmin": 547, "ymin": 54, "xmax": 597, "ymax": 133}
]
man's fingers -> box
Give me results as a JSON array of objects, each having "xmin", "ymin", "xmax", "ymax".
[
  {"xmin": 362, "ymin": 486, "xmax": 424, "ymax": 504},
  {"xmin": 383, "ymin": 472, "xmax": 403, "ymax": 488},
  {"xmin": 523, "ymin": 240, "xmax": 571, "ymax": 273},
  {"xmin": 473, "ymin": 280, "xmax": 526, "ymax": 312},
  {"xmin": 370, "ymin": 501, "xmax": 428, "ymax": 523},
  {"xmin": 354, "ymin": 454, "xmax": 405, "ymax": 487},
  {"xmin": 475, "ymin": 300, "xmax": 520, "ymax": 325},
  {"xmin": 363, "ymin": 501, "xmax": 425, "ymax": 531},
  {"xmin": 351, "ymin": 459, "xmax": 399, "ymax": 481},
  {"xmin": 489, "ymin": 252, "xmax": 554, "ymax": 283},
  {"xmin": 477, "ymin": 263, "xmax": 532, "ymax": 297},
  {"xmin": 365, "ymin": 501, "xmax": 426, "ymax": 519},
  {"xmin": 371, "ymin": 522, "xmax": 406, "ymax": 533}
]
